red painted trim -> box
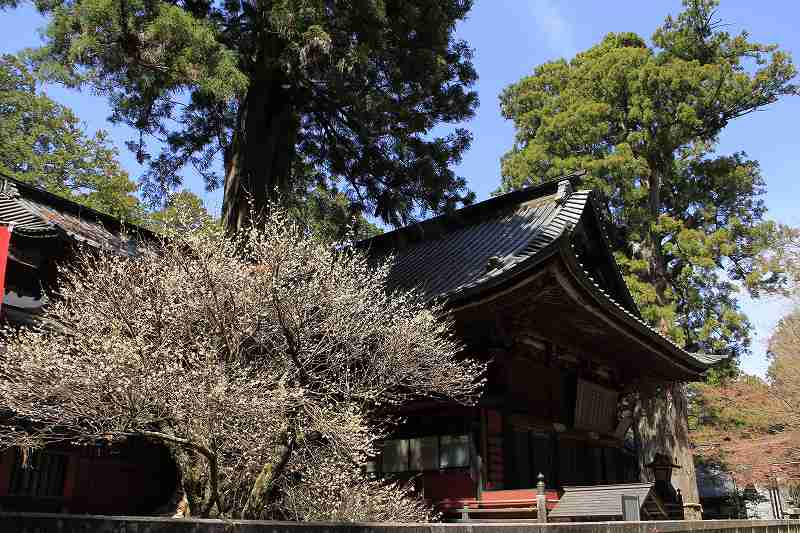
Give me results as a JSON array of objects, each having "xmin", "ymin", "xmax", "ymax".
[
  {"xmin": 480, "ymin": 488, "xmax": 537, "ymax": 501},
  {"xmin": 435, "ymin": 488, "xmax": 561, "ymax": 512},
  {"xmin": 0, "ymin": 449, "xmax": 14, "ymax": 497},
  {"xmin": 62, "ymin": 453, "xmax": 79, "ymax": 501},
  {"xmin": 0, "ymin": 225, "xmax": 10, "ymax": 313}
]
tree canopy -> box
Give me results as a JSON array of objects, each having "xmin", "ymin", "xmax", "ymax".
[
  {"xmin": 0, "ymin": 54, "xmax": 145, "ymax": 223},
  {"xmin": 7, "ymin": 0, "xmax": 480, "ymax": 231},
  {"xmin": 767, "ymin": 225, "xmax": 800, "ymax": 293},
  {"xmin": 499, "ymin": 0, "xmax": 797, "ymax": 372},
  {"xmin": 149, "ymin": 189, "xmax": 216, "ymax": 233}
]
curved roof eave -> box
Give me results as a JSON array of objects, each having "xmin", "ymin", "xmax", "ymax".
[
  {"xmin": 445, "ymin": 232, "xmax": 719, "ymax": 379},
  {"xmin": 555, "ymin": 236, "xmax": 723, "ymax": 376}
]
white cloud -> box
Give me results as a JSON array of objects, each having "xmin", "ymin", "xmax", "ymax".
[{"xmin": 528, "ymin": 0, "xmax": 577, "ymax": 58}]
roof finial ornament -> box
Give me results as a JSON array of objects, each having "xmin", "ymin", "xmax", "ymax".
[
  {"xmin": 555, "ymin": 179, "xmax": 573, "ymax": 204},
  {"xmin": 0, "ymin": 178, "xmax": 19, "ymax": 199},
  {"xmin": 486, "ymin": 256, "xmax": 504, "ymax": 272}
]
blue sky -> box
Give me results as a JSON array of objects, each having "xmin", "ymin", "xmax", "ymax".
[{"xmin": 1, "ymin": 1, "xmax": 798, "ymax": 376}]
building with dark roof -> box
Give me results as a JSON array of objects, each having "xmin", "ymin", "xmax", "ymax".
[
  {"xmin": 0, "ymin": 176, "xmax": 176, "ymax": 515},
  {"xmin": 0, "ymin": 175, "xmax": 155, "ymax": 325},
  {"xmin": 0, "ymin": 173, "xmax": 723, "ymax": 520},
  {"xmin": 358, "ymin": 174, "xmax": 724, "ymax": 520}
]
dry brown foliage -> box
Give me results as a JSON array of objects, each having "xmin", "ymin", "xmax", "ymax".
[{"xmin": 692, "ymin": 307, "xmax": 800, "ymax": 484}]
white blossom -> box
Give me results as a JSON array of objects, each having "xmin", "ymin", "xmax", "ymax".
[{"xmin": 0, "ymin": 211, "xmax": 485, "ymax": 520}]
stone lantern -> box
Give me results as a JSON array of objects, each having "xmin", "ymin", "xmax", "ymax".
[{"xmin": 646, "ymin": 453, "xmax": 681, "ymax": 504}]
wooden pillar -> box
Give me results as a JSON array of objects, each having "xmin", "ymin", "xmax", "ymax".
[
  {"xmin": 479, "ymin": 408, "xmax": 488, "ymax": 498},
  {"xmin": 485, "ymin": 409, "xmax": 504, "ymax": 489},
  {"xmin": 536, "ymin": 472, "xmax": 547, "ymax": 523},
  {"xmin": 62, "ymin": 453, "xmax": 80, "ymax": 511}
]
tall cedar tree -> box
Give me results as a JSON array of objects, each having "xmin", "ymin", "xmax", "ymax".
[
  {"xmin": 499, "ymin": 0, "xmax": 797, "ymax": 375},
  {"xmin": 0, "ymin": 55, "xmax": 145, "ymax": 223},
  {"xmin": 5, "ymin": 0, "xmax": 479, "ymax": 230}
]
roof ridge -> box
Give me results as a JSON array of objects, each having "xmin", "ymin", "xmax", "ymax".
[{"xmin": 357, "ymin": 171, "xmax": 586, "ymax": 252}]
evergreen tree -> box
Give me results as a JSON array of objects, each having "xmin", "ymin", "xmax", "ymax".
[
  {"xmin": 0, "ymin": 55, "xmax": 145, "ymax": 223},
  {"xmin": 289, "ymin": 182, "xmax": 383, "ymax": 242},
  {"xmin": 6, "ymin": 0, "xmax": 479, "ymax": 231},
  {"xmin": 149, "ymin": 189, "xmax": 216, "ymax": 233},
  {"xmin": 499, "ymin": 0, "xmax": 797, "ymax": 373}
]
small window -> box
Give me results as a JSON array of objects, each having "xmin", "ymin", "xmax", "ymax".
[
  {"xmin": 8, "ymin": 449, "xmax": 67, "ymax": 498},
  {"xmin": 373, "ymin": 435, "xmax": 470, "ymax": 473},
  {"xmin": 440, "ymin": 435, "xmax": 470, "ymax": 468},
  {"xmin": 381, "ymin": 439, "xmax": 409, "ymax": 473},
  {"xmin": 410, "ymin": 436, "xmax": 439, "ymax": 471}
]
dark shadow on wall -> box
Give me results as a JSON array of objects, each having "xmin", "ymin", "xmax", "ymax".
[{"xmin": 0, "ymin": 437, "xmax": 178, "ymax": 516}]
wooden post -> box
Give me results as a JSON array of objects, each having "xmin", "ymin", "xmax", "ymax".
[
  {"xmin": 536, "ymin": 472, "xmax": 547, "ymax": 523},
  {"xmin": 62, "ymin": 453, "xmax": 80, "ymax": 512},
  {"xmin": 0, "ymin": 449, "xmax": 13, "ymax": 497}
]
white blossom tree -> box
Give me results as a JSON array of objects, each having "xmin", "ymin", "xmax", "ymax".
[{"xmin": 0, "ymin": 213, "xmax": 485, "ymax": 520}]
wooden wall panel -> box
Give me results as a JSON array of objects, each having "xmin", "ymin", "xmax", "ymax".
[{"xmin": 574, "ymin": 378, "xmax": 618, "ymax": 434}]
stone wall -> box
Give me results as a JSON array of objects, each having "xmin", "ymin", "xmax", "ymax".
[{"xmin": 1, "ymin": 513, "xmax": 799, "ymax": 533}]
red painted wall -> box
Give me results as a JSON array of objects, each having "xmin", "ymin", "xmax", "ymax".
[{"xmin": 0, "ymin": 442, "xmax": 176, "ymax": 515}]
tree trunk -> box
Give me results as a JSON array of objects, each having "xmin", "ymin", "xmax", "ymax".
[
  {"xmin": 172, "ymin": 447, "xmax": 212, "ymax": 518},
  {"xmin": 241, "ymin": 439, "xmax": 294, "ymax": 519},
  {"xmin": 635, "ymin": 384, "xmax": 703, "ymax": 520},
  {"xmin": 222, "ymin": 74, "xmax": 299, "ymax": 232},
  {"xmin": 646, "ymin": 164, "xmax": 672, "ymax": 323}
]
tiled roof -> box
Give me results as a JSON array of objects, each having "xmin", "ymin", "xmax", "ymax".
[
  {"xmin": 0, "ymin": 176, "xmax": 149, "ymax": 256},
  {"xmin": 548, "ymin": 483, "xmax": 657, "ymax": 518},
  {"xmin": 362, "ymin": 176, "xmax": 588, "ymax": 302},
  {"xmin": 360, "ymin": 175, "xmax": 727, "ymax": 372}
]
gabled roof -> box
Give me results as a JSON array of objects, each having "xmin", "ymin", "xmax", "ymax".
[
  {"xmin": 0, "ymin": 175, "xmax": 154, "ymax": 256},
  {"xmin": 358, "ymin": 174, "xmax": 726, "ymax": 376},
  {"xmin": 359, "ymin": 174, "xmax": 611, "ymax": 302},
  {"xmin": 358, "ymin": 173, "xmax": 636, "ymax": 310},
  {"xmin": 548, "ymin": 483, "xmax": 663, "ymax": 519}
]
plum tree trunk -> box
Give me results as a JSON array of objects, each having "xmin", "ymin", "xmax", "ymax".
[
  {"xmin": 241, "ymin": 439, "xmax": 294, "ymax": 519},
  {"xmin": 222, "ymin": 72, "xmax": 298, "ymax": 232},
  {"xmin": 170, "ymin": 447, "xmax": 217, "ymax": 518},
  {"xmin": 635, "ymin": 383, "xmax": 703, "ymax": 520}
]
